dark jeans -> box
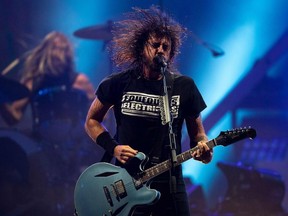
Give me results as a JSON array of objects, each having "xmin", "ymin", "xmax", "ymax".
[{"xmin": 132, "ymin": 179, "xmax": 190, "ymax": 216}]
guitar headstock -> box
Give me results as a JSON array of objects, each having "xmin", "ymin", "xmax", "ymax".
[{"xmin": 215, "ymin": 127, "xmax": 256, "ymax": 147}]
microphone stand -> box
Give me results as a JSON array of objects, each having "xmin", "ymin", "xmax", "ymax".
[{"xmin": 160, "ymin": 65, "xmax": 177, "ymax": 194}]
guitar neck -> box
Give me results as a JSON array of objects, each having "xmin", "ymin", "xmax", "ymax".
[
  {"xmin": 140, "ymin": 139, "xmax": 217, "ymax": 183},
  {"xmin": 138, "ymin": 127, "xmax": 256, "ymax": 183}
]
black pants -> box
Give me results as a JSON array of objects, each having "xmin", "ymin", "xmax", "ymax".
[{"xmin": 132, "ymin": 179, "xmax": 190, "ymax": 216}]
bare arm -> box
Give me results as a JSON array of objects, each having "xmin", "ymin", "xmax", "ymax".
[
  {"xmin": 85, "ymin": 97, "xmax": 137, "ymax": 163},
  {"xmin": 186, "ymin": 115, "xmax": 207, "ymax": 145},
  {"xmin": 73, "ymin": 73, "xmax": 95, "ymax": 101},
  {"xmin": 0, "ymin": 80, "xmax": 32, "ymax": 125},
  {"xmin": 185, "ymin": 114, "xmax": 213, "ymax": 163},
  {"xmin": 85, "ymin": 97, "xmax": 110, "ymax": 140},
  {"xmin": 0, "ymin": 98, "xmax": 29, "ymax": 125}
]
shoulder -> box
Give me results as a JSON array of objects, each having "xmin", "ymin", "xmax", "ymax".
[
  {"xmin": 66, "ymin": 71, "xmax": 88, "ymax": 86},
  {"xmin": 104, "ymin": 70, "xmax": 132, "ymax": 81},
  {"xmin": 100, "ymin": 70, "xmax": 134, "ymax": 86},
  {"xmin": 171, "ymin": 72, "xmax": 202, "ymax": 98},
  {"xmin": 73, "ymin": 72, "xmax": 92, "ymax": 87},
  {"xmin": 97, "ymin": 70, "xmax": 133, "ymax": 92},
  {"xmin": 96, "ymin": 70, "xmax": 134, "ymax": 104},
  {"xmin": 172, "ymin": 72, "xmax": 196, "ymax": 86},
  {"xmin": 74, "ymin": 73, "xmax": 90, "ymax": 82}
]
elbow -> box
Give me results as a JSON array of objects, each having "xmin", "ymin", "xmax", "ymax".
[
  {"xmin": 84, "ymin": 117, "xmax": 92, "ymax": 134},
  {"xmin": 0, "ymin": 106, "xmax": 22, "ymax": 126},
  {"xmin": 84, "ymin": 116, "xmax": 99, "ymax": 135},
  {"xmin": 2, "ymin": 116, "xmax": 20, "ymax": 126}
]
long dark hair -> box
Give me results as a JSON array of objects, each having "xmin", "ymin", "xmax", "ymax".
[
  {"xmin": 110, "ymin": 6, "xmax": 187, "ymax": 70},
  {"xmin": 20, "ymin": 31, "xmax": 74, "ymax": 84}
]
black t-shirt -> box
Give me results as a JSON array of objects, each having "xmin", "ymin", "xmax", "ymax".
[
  {"xmin": 97, "ymin": 69, "xmax": 206, "ymax": 165},
  {"xmin": 32, "ymin": 70, "xmax": 78, "ymax": 93}
]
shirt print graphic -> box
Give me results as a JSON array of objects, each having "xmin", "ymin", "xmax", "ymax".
[{"xmin": 121, "ymin": 91, "xmax": 180, "ymax": 118}]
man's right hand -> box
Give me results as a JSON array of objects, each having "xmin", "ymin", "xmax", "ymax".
[{"xmin": 114, "ymin": 145, "xmax": 138, "ymax": 164}]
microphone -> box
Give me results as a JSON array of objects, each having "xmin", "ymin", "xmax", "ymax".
[{"xmin": 153, "ymin": 55, "xmax": 167, "ymax": 67}]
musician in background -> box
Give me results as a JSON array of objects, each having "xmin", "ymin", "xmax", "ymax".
[
  {"xmin": 0, "ymin": 31, "xmax": 96, "ymax": 215},
  {"xmin": 85, "ymin": 6, "xmax": 213, "ymax": 216},
  {"xmin": 0, "ymin": 31, "xmax": 95, "ymax": 126}
]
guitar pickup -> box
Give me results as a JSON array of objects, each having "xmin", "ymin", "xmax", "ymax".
[
  {"xmin": 114, "ymin": 180, "xmax": 127, "ymax": 199},
  {"xmin": 103, "ymin": 186, "xmax": 113, "ymax": 206}
]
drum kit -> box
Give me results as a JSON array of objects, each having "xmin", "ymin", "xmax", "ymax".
[
  {"xmin": 0, "ymin": 23, "xmax": 112, "ymax": 216},
  {"xmin": 73, "ymin": 20, "xmax": 113, "ymax": 41},
  {"xmin": 0, "ymin": 76, "xmax": 30, "ymax": 103}
]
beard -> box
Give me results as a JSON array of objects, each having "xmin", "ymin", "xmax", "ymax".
[
  {"xmin": 144, "ymin": 56, "xmax": 165, "ymax": 72},
  {"xmin": 151, "ymin": 64, "xmax": 163, "ymax": 75}
]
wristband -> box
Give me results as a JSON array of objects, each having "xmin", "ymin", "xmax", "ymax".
[{"xmin": 96, "ymin": 131, "xmax": 118, "ymax": 156}]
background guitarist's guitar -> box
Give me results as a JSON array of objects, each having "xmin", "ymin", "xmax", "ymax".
[{"xmin": 74, "ymin": 127, "xmax": 256, "ymax": 216}]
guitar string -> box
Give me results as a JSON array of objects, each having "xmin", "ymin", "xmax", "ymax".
[{"xmin": 106, "ymin": 150, "xmax": 195, "ymax": 197}]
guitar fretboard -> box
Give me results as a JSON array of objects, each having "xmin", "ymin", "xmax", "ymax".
[
  {"xmin": 140, "ymin": 139, "xmax": 217, "ymax": 183},
  {"xmin": 138, "ymin": 127, "xmax": 256, "ymax": 183}
]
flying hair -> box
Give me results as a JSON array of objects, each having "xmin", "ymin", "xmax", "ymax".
[{"xmin": 109, "ymin": 6, "xmax": 187, "ymax": 70}]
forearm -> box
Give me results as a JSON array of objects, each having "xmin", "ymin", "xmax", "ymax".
[
  {"xmin": 85, "ymin": 97, "xmax": 119, "ymax": 156},
  {"xmin": 192, "ymin": 133, "xmax": 208, "ymax": 145},
  {"xmin": 85, "ymin": 117, "xmax": 106, "ymax": 142},
  {"xmin": 186, "ymin": 114, "xmax": 213, "ymax": 163},
  {"xmin": 85, "ymin": 117, "xmax": 118, "ymax": 156},
  {"xmin": 85, "ymin": 97, "xmax": 110, "ymax": 138},
  {"xmin": 186, "ymin": 115, "xmax": 208, "ymax": 147},
  {"xmin": 0, "ymin": 104, "xmax": 22, "ymax": 125}
]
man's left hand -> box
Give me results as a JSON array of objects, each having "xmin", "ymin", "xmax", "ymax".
[{"xmin": 192, "ymin": 141, "xmax": 213, "ymax": 164}]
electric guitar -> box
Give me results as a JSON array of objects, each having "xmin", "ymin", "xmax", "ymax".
[{"xmin": 74, "ymin": 127, "xmax": 256, "ymax": 216}]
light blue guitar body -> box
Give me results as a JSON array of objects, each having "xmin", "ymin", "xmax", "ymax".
[{"xmin": 74, "ymin": 152, "xmax": 160, "ymax": 216}]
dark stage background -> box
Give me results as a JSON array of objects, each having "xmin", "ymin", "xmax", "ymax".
[{"xmin": 1, "ymin": 0, "xmax": 288, "ymax": 215}]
